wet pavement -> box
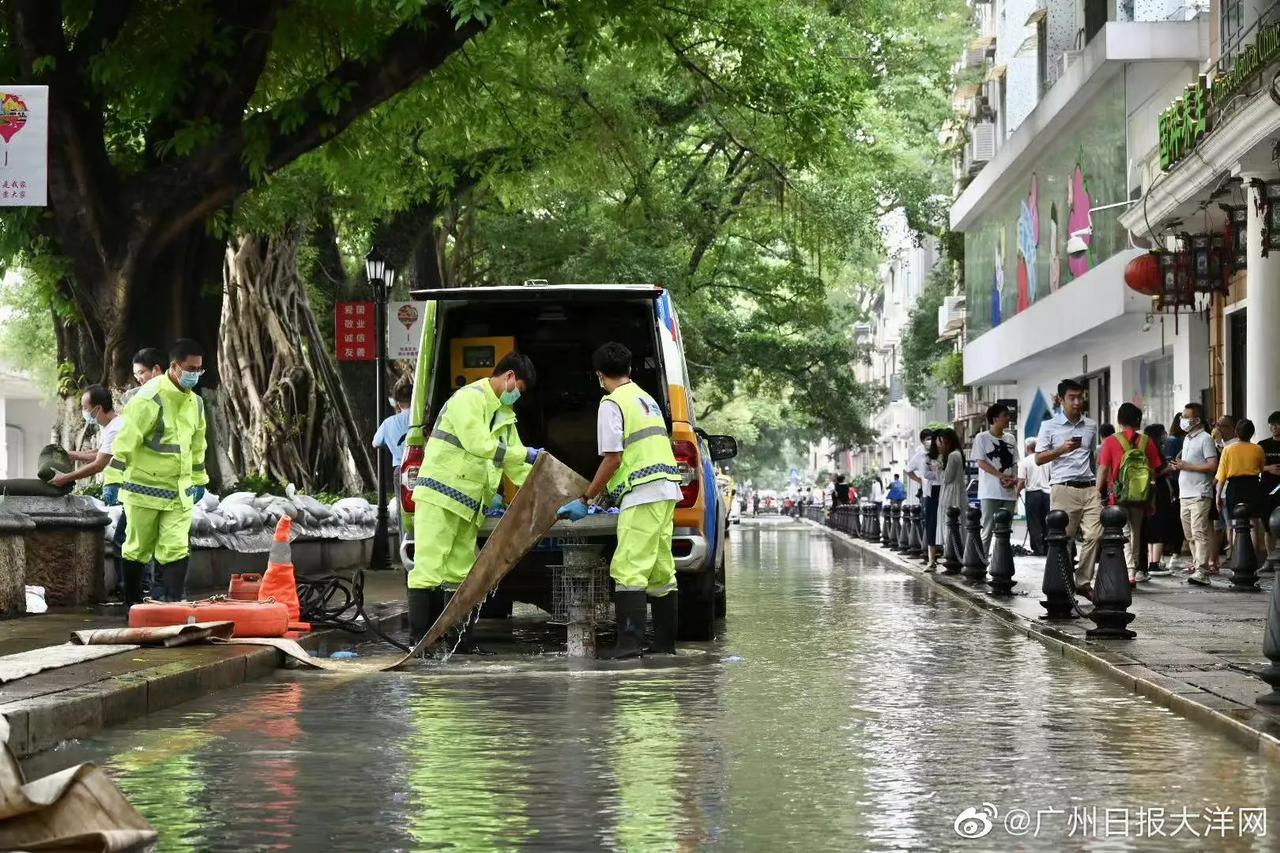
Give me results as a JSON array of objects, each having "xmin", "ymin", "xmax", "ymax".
[{"xmin": 23, "ymin": 518, "xmax": 1280, "ymax": 851}]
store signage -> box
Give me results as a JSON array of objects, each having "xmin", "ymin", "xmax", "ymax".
[{"xmin": 1158, "ymin": 20, "xmax": 1280, "ymax": 171}]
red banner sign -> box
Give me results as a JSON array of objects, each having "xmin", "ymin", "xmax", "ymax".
[{"xmin": 335, "ymin": 301, "xmax": 375, "ymax": 361}]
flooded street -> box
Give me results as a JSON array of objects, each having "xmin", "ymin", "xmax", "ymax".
[{"xmin": 26, "ymin": 518, "xmax": 1280, "ymax": 851}]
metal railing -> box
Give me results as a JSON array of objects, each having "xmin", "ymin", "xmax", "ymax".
[{"xmin": 1218, "ymin": 0, "xmax": 1280, "ymax": 78}]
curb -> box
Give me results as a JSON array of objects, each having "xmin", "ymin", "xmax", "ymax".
[
  {"xmin": 1, "ymin": 606, "xmax": 406, "ymax": 759},
  {"xmin": 808, "ymin": 520, "xmax": 1280, "ymax": 764}
]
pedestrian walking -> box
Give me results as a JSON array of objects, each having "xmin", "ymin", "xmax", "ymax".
[
  {"xmin": 559, "ymin": 342, "xmax": 683, "ymax": 658},
  {"xmin": 1143, "ymin": 423, "xmax": 1179, "ymax": 576},
  {"xmin": 112, "ymin": 339, "xmax": 210, "ymax": 605},
  {"xmin": 933, "ymin": 428, "xmax": 967, "ymax": 563},
  {"xmin": 1018, "ymin": 437, "xmax": 1051, "ymax": 556},
  {"xmin": 886, "ymin": 474, "xmax": 906, "ymax": 506},
  {"xmin": 372, "ymin": 380, "xmax": 413, "ymax": 489},
  {"xmin": 1095, "ymin": 402, "xmax": 1163, "ymax": 585},
  {"xmin": 1260, "ymin": 411, "xmax": 1280, "ymax": 558},
  {"xmin": 1172, "ymin": 402, "xmax": 1219, "ymax": 586},
  {"xmin": 973, "ymin": 402, "xmax": 1018, "ymax": 555},
  {"xmin": 833, "ymin": 474, "xmax": 851, "ymax": 507},
  {"xmin": 409, "ymin": 352, "xmax": 540, "ymax": 645},
  {"xmin": 1216, "ymin": 418, "xmax": 1266, "ymax": 560},
  {"xmin": 869, "ymin": 477, "xmax": 885, "ymax": 505},
  {"xmin": 1035, "ymin": 379, "xmax": 1102, "ymax": 597}
]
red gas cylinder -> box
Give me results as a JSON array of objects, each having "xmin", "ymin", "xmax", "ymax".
[
  {"xmin": 228, "ymin": 573, "xmax": 263, "ymax": 601},
  {"xmin": 128, "ymin": 599, "xmax": 290, "ymax": 638}
]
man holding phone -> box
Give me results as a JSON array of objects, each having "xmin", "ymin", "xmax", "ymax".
[{"xmin": 1035, "ymin": 378, "xmax": 1102, "ymax": 597}]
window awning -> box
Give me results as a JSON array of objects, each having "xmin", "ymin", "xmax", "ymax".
[
  {"xmin": 1025, "ymin": 7, "xmax": 1048, "ymax": 25},
  {"xmin": 1015, "ymin": 34, "xmax": 1039, "ymax": 57},
  {"xmin": 969, "ymin": 36, "xmax": 996, "ymax": 53},
  {"xmin": 986, "ymin": 64, "xmax": 1007, "ymax": 81}
]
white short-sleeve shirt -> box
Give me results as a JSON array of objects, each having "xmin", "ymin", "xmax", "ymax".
[{"xmin": 98, "ymin": 415, "xmax": 126, "ymax": 456}]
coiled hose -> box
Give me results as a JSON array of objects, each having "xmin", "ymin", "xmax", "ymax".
[{"xmin": 295, "ymin": 570, "xmax": 411, "ymax": 653}]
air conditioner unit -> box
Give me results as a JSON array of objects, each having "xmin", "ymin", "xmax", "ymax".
[
  {"xmin": 1058, "ymin": 49, "xmax": 1083, "ymax": 78},
  {"xmin": 970, "ymin": 121, "xmax": 997, "ymax": 166}
]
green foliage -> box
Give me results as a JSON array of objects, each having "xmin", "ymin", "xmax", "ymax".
[
  {"xmin": 77, "ymin": 483, "xmax": 104, "ymax": 499},
  {"xmin": 900, "ymin": 252, "xmax": 962, "ymax": 407},
  {"xmin": 0, "ymin": 272, "xmax": 58, "ymax": 396},
  {"xmin": 234, "ymin": 473, "xmax": 288, "ymax": 497}
]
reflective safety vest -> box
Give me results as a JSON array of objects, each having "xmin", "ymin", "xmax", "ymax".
[
  {"xmin": 414, "ymin": 378, "xmax": 533, "ymax": 522},
  {"xmin": 604, "ymin": 381, "xmax": 681, "ymax": 503},
  {"xmin": 112, "ymin": 375, "xmax": 209, "ymax": 510}
]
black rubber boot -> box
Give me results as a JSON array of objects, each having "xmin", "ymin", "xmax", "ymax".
[
  {"xmin": 158, "ymin": 558, "xmax": 189, "ymax": 603},
  {"xmin": 601, "ymin": 591, "xmax": 647, "ymax": 660},
  {"xmin": 407, "ymin": 588, "xmax": 436, "ymax": 644},
  {"xmin": 647, "ymin": 593, "xmax": 678, "ymax": 654},
  {"xmin": 121, "ymin": 559, "xmax": 146, "ymax": 607}
]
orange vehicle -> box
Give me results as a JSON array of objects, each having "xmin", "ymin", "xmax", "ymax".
[{"xmin": 397, "ymin": 284, "xmax": 737, "ymax": 639}]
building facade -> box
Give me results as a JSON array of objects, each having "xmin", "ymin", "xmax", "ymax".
[
  {"xmin": 1120, "ymin": 0, "xmax": 1280, "ymax": 423},
  {"xmin": 951, "ymin": 0, "xmax": 1213, "ymax": 445}
]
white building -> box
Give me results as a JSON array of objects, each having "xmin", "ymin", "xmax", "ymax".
[
  {"xmin": 951, "ymin": 0, "xmax": 1212, "ymax": 443},
  {"xmin": 847, "ymin": 211, "xmax": 950, "ymax": 484},
  {"xmin": 0, "ymin": 368, "xmax": 57, "ymax": 479}
]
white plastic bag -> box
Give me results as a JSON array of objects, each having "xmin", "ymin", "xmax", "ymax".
[{"xmin": 25, "ymin": 585, "xmax": 47, "ymax": 614}]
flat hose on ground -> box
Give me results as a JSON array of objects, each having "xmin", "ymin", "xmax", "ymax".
[{"xmin": 295, "ymin": 571, "xmax": 412, "ymax": 653}]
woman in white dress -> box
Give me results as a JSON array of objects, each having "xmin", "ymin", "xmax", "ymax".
[{"xmin": 933, "ymin": 428, "xmax": 969, "ymax": 563}]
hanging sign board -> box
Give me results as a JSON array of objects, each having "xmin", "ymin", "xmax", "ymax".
[
  {"xmin": 388, "ymin": 301, "xmax": 427, "ymax": 361},
  {"xmin": 0, "ymin": 86, "xmax": 48, "ymax": 206}
]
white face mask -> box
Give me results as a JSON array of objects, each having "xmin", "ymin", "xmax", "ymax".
[{"xmin": 1180, "ymin": 417, "xmax": 1194, "ymax": 432}]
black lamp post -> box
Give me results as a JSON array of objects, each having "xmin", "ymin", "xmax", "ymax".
[{"xmin": 366, "ymin": 247, "xmax": 395, "ymax": 571}]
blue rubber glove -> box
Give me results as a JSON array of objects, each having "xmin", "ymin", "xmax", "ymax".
[
  {"xmin": 489, "ymin": 494, "xmax": 504, "ymax": 510},
  {"xmin": 526, "ymin": 447, "xmax": 542, "ymax": 465},
  {"xmin": 191, "ymin": 486, "xmax": 206, "ymax": 504},
  {"xmin": 557, "ymin": 498, "xmax": 589, "ymax": 521}
]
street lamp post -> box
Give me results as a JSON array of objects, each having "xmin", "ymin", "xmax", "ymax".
[{"xmin": 366, "ymin": 247, "xmax": 396, "ymax": 571}]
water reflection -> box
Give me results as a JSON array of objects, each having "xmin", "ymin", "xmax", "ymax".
[{"xmin": 23, "ymin": 518, "xmax": 1280, "ymax": 851}]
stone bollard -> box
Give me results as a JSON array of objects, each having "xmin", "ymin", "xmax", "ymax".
[
  {"xmin": 894, "ymin": 504, "xmax": 909, "ymax": 551},
  {"xmin": 904, "ymin": 505, "xmax": 922, "ymax": 557},
  {"xmin": 868, "ymin": 503, "xmax": 881, "ymax": 542},
  {"xmin": 1228, "ymin": 502, "xmax": 1261, "ymax": 591},
  {"xmin": 1263, "ymin": 506, "xmax": 1280, "ymax": 575},
  {"xmin": 961, "ymin": 506, "xmax": 987, "ymax": 585},
  {"xmin": 1041, "ymin": 510, "xmax": 1076, "ymax": 620},
  {"xmin": 915, "ymin": 505, "xmax": 931, "ymax": 564},
  {"xmin": 849, "ymin": 505, "xmax": 860, "ymax": 537},
  {"xmin": 1258, "ymin": 508, "xmax": 1280, "ymax": 704},
  {"xmin": 942, "ymin": 506, "xmax": 963, "ymax": 575},
  {"xmin": 1086, "ymin": 506, "xmax": 1137, "ymax": 638},
  {"xmin": 881, "ymin": 504, "xmax": 893, "ymax": 548},
  {"xmin": 987, "ymin": 508, "xmax": 1016, "ymax": 596}
]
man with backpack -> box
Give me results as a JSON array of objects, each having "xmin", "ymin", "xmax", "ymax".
[{"xmin": 1096, "ymin": 403, "xmax": 1164, "ymax": 586}]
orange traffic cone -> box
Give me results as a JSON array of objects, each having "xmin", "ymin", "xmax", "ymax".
[{"xmin": 259, "ymin": 516, "xmax": 310, "ymax": 632}]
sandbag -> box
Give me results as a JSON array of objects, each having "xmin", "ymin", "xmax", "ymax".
[
  {"xmin": 199, "ymin": 490, "xmax": 220, "ymax": 511},
  {"xmin": 36, "ymin": 444, "xmax": 72, "ymax": 483},
  {"xmin": 221, "ymin": 491, "xmax": 257, "ymax": 506}
]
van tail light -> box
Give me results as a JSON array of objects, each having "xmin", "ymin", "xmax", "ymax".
[
  {"xmin": 672, "ymin": 440, "xmax": 700, "ymax": 508},
  {"xmin": 400, "ymin": 445, "xmax": 424, "ymax": 513}
]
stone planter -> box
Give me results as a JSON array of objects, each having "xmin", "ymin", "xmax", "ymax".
[
  {"xmin": 0, "ymin": 492, "xmax": 109, "ymax": 607},
  {"xmin": 0, "ymin": 507, "xmax": 34, "ymax": 614}
]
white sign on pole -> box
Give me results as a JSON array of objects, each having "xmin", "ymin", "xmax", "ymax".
[
  {"xmin": 388, "ymin": 301, "xmax": 428, "ymax": 361},
  {"xmin": 0, "ymin": 86, "xmax": 48, "ymax": 207}
]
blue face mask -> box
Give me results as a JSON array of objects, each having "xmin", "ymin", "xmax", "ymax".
[
  {"xmin": 179, "ymin": 370, "xmax": 203, "ymax": 390},
  {"xmin": 82, "ymin": 409, "xmax": 97, "ymax": 425},
  {"xmin": 500, "ymin": 387, "xmax": 521, "ymax": 406}
]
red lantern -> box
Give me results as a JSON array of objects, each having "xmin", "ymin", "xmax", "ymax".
[{"xmin": 1124, "ymin": 252, "xmax": 1162, "ymax": 297}]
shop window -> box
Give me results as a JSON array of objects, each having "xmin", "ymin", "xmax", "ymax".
[{"xmin": 1221, "ymin": 0, "xmax": 1245, "ymax": 58}]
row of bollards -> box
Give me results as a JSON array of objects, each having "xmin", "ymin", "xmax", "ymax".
[{"xmin": 820, "ymin": 494, "xmax": 1280, "ymax": 709}]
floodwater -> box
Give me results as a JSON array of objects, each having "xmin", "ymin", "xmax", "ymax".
[{"xmin": 25, "ymin": 518, "xmax": 1280, "ymax": 851}]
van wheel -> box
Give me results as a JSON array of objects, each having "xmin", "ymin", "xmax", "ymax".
[{"xmin": 678, "ymin": 571, "xmax": 716, "ymax": 641}]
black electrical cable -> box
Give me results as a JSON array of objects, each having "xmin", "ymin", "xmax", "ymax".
[{"xmin": 296, "ymin": 570, "xmax": 411, "ymax": 653}]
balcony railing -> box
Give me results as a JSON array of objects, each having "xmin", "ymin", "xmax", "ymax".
[{"xmin": 1214, "ymin": 0, "xmax": 1280, "ymax": 122}]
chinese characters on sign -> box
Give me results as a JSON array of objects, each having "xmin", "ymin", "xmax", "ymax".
[
  {"xmin": 335, "ymin": 301, "xmax": 375, "ymax": 362},
  {"xmin": 0, "ymin": 86, "xmax": 48, "ymax": 206},
  {"xmin": 951, "ymin": 802, "xmax": 1266, "ymax": 841},
  {"xmin": 1158, "ymin": 76, "xmax": 1209, "ymax": 171}
]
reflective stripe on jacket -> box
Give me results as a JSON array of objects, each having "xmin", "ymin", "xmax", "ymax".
[
  {"xmin": 112, "ymin": 375, "xmax": 209, "ymax": 510},
  {"xmin": 605, "ymin": 381, "xmax": 681, "ymax": 503},
  {"xmin": 413, "ymin": 378, "xmax": 532, "ymax": 521}
]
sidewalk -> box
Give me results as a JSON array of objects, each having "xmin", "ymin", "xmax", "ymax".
[
  {"xmin": 813, "ymin": 520, "xmax": 1280, "ymax": 763},
  {"xmin": 0, "ymin": 571, "xmax": 407, "ymax": 758}
]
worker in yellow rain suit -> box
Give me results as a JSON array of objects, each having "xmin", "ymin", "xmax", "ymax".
[
  {"xmin": 409, "ymin": 353, "xmax": 540, "ymax": 646},
  {"xmin": 558, "ymin": 342, "xmax": 683, "ymax": 659},
  {"xmin": 112, "ymin": 338, "xmax": 209, "ymax": 604}
]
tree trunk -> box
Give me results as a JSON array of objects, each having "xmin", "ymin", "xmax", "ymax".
[{"xmin": 218, "ymin": 227, "xmax": 374, "ymax": 493}]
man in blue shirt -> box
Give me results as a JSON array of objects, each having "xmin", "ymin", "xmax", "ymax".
[
  {"xmin": 372, "ymin": 381, "xmax": 413, "ymax": 484},
  {"xmin": 1035, "ymin": 378, "xmax": 1102, "ymax": 595}
]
